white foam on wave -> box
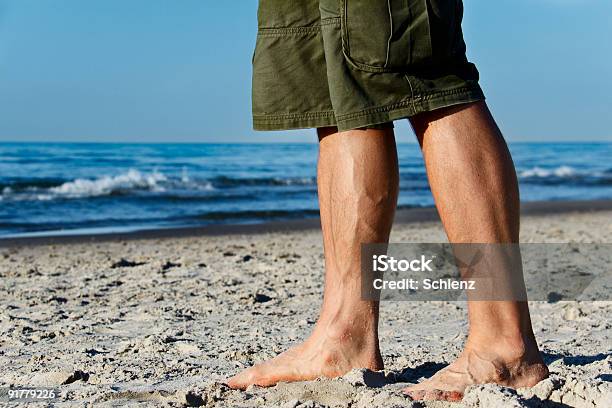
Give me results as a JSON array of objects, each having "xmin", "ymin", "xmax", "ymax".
[
  {"xmin": 0, "ymin": 169, "xmax": 216, "ymax": 201},
  {"xmin": 519, "ymin": 165, "xmax": 577, "ymax": 178},
  {"xmin": 49, "ymin": 169, "xmax": 167, "ymax": 198},
  {"xmin": 273, "ymin": 177, "xmax": 316, "ymax": 186}
]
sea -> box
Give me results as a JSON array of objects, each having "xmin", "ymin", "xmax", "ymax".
[{"xmin": 1, "ymin": 142, "xmax": 611, "ymax": 237}]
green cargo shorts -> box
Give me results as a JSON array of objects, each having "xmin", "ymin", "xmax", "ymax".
[{"xmin": 253, "ymin": 0, "xmax": 485, "ymax": 131}]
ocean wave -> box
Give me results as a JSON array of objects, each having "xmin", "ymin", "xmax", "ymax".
[
  {"xmin": 4, "ymin": 164, "xmax": 609, "ymax": 204},
  {"xmin": 518, "ymin": 166, "xmax": 612, "ymax": 185},
  {"xmin": 0, "ymin": 170, "xmax": 318, "ymax": 202},
  {"xmin": 49, "ymin": 169, "xmax": 168, "ymax": 198},
  {"xmin": 519, "ymin": 166, "xmax": 577, "ymax": 178},
  {"xmin": 0, "ymin": 170, "xmax": 213, "ymax": 201}
]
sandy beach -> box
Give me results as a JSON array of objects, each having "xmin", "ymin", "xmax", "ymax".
[{"xmin": 1, "ymin": 203, "xmax": 611, "ymax": 407}]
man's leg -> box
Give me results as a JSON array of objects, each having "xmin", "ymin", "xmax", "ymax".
[
  {"xmin": 404, "ymin": 101, "xmax": 549, "ymax": 401},
  {"xmin": 227, "ymin": 127, "xmax": 399, "ymax": 389}
]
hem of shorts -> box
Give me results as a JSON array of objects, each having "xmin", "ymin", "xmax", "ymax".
[
  {"xmin": 252, "ymin": 85, "xmax": 485, "ymax": 131},
  {"xmin": 335, "ymin": 85, "xmax": 485, "ymax": 131},
  {"xmin": 253, "ymin": 111, "xmax": 337, "ymax": 131}
]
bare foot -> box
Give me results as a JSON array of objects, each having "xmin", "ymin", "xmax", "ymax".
[
  {"xmin": 226, "ymin": 322, "xmax": 383, "ymax": 390},
  {"xmin": 403, "ymin": 338, "xmax": 549, "ymax": 402}
]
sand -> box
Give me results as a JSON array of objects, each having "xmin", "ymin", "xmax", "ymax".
[{"xmin": 0, "ymin": 209, "xmax": 611, "ymax": 407}]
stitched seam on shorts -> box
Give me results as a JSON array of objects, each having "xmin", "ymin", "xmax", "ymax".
[
  {"xmin": 258, "ymin": 27, "xmax": 319, "ymax": 37},
  {"xmin": 320, "ymin": 17, "xmax": 341, "ymax": 26},
  {"xmin": 254, "ymin": 111, "xmax": 336, "ymax": 122},
  {"xmin": 258, "ymin": 19, "xmax": 339, "ymax": 37},
  {"xmin": 335, "ymin": 86, "xmax": 480, "ymax": 121}
]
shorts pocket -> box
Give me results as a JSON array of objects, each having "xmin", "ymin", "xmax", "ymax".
[{"xmin": 340, "ymin": 0, "xmax": 461, "ymax": 73}]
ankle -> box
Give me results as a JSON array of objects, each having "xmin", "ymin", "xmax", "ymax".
[
  {"xmin": 465, "ymin": 331, "xmax": 540, "ymax": 363},
  {"xmin": 312, "ymin": 310, "xmax": 379, "ymax": 351},
  {"xmin": 320, "ymin": 299, "xmax": 378, "ymax": 327}
]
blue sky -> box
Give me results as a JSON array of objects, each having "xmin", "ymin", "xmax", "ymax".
[{"xmin": 0, "ymin": 0, "xmax": 610, "ymax": 143}]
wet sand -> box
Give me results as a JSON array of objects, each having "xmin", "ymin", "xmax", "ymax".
[{"xmin": 0, "ymin": 202, "xmax": 611, "ymax": 407}]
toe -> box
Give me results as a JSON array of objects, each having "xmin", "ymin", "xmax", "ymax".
[
  {"xmin": 226, "ymin": 367, "xmax": 260, "ymax": 390},
  {"xmin": 225, "ymin": 375, "xmax": 244, "ymax": 390},
  {"xmin": 403, "ymin": 388, "xmax": 426, "ymax": 400},
  {"xmin": 424, "ymin": 389, "xmax": 464, "ymax": 401},
  {"xmin": 403, "ymin": 387, "xmax": 463, "ymax": 402}
]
